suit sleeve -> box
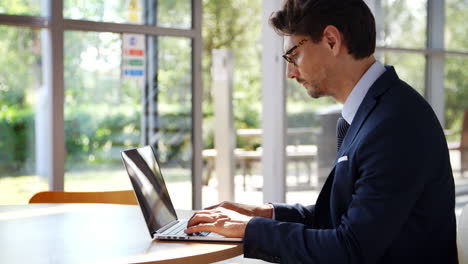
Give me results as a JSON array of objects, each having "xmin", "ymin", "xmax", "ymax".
[
  {"xmin": 271, "ymin": 203, "xmax": 315, "ymax": 225},
  {"xmin": 243, "ymin": 117, "xmax": 432, "ymax": 264}
]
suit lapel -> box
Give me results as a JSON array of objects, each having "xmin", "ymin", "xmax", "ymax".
[
  {"xmin": 314, "ymin": 66, "xmax": 401, "ymax": 228},
  {"xmin": 335, "ymin": 66, "xmax": 400, "ymax": 161}
]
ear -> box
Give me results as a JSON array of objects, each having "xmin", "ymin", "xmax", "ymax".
[{"xmin": 322, "ymin": 25, "xmax": 343, "ymax": 56}]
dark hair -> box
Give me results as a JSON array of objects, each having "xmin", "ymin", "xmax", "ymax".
[{"xmin": 269, "ymin": 0, "xmax": 376, "ymax": 59}]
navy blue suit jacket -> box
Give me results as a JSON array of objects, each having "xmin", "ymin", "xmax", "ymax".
[{"xmin": 244, "ymin": 66, "xmax": 458, "ymax": 263}]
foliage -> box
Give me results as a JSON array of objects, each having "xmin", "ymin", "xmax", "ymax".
[
  {"xmin": 0, "ymin": 105, "xmax": 141, "ymax": 174},
  {"xmin": 64, "ymin": 106, "xmax": 141, "ymax": 164},
  {"xmin": 0, "ymin": 26, "xmax": 41, "ymax": 108},
  {"xmin": 157, "ymin": 0, "xmax": 192, "ymax": 28},
  {"xmin": 63, "ymin": 1, "xmax": 126, "ymax": 22},
  {"xmin": 0, "ymin": 25, "xmax": 41, "ymax": 175},
  {"xmin": 0, "ymin": 0, "xmax": 40, "ymax": 15},
  {"xmin": 379, "ymin": 0, "xmax": 427, "ymax": 49},
  {"xmin": 445, "ymin": 0, "xmax": 468, "ymax": 52},
  {"xmin": 0, "ymin": 106, "xmax": 34, "ymax": 173}
]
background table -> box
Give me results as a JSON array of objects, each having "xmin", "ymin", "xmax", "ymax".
[{"xmin": 0, "ymin": 204, "xmax": 243, "ymax": 264}]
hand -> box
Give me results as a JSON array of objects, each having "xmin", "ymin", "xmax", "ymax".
[
  {"xmin": 184, "ymin": 209, "xmax": 252, "ymax": 238},
  {"xmin": 205, "ymin": 201, "xmax": 274, "ymax": 219}
]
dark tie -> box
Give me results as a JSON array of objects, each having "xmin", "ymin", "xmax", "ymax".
[{"xmin": 336, "ymin": 117, "xmax": 350, "ymax": 151}]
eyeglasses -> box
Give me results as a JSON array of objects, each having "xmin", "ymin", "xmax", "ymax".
[{"xmin": 282, "ymin": 39, "xmax": 308, "ymax": 66}]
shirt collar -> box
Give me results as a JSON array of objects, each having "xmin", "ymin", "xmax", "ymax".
[{"xmin": 342, "ymin": 60, "xmax": 386, "ymax": 124}]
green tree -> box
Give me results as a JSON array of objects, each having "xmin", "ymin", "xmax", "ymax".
[{"xmin": 0, "ymin": 26, "xmax": 40, "ymax": 175}]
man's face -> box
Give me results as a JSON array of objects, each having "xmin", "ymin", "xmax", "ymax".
[{"xmin": 283, "ymin": 34, "xmax": 335, "ymax": 99}]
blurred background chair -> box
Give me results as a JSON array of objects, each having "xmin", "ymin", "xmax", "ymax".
[{"xmin": 29, "ymin": 190, "xmax": 138, "ymax": 205}]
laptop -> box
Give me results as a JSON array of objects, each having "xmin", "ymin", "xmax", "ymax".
[{"xmin": 121, "ymin": 145, "xmax": 242, "ymax": 242}]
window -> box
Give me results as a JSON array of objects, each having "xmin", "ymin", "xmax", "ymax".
[
  {"xmin": 377, "ymin": 0, "xmax": 427, "ymax": 49},
  {"xmin": 444, "ymin": 0, "xmax": 468, "ymax": 171},
  {"xmin": 157, "ymin": 0, "xmax": 192, "ymax": 29},
  {"xmin": 378, "ymin": 52, "xmax": 426, "ymax": 95},
  {"xmin": 445, "ymin": 0, "xmax": 468, "ymax": 52},
  {"xmin": 0, "ymin": 1, "xmax": 202, "ymax": 209},
  {"xmin": 0, "ymin": 26, "xmax": 46, "ymax": 203},
  {"xmin": 63, "ymin": 31, "xmax": 141, "ymax": 192},
  {"xmin": 149, "ymin": 36, "xmax": 193, "ymax": 209},
  {"xmin": 286, "ymin": 78, "xmax": 333, "ymax": 202}
]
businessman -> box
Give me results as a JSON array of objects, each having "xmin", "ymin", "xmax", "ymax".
[{"xmin": 185, "ymin": 0, "xmax": 458, "ymax": 263}]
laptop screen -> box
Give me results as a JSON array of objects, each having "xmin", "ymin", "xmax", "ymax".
[{"xmin": 121, "ymin": 146, "xmax": 177, "ymax": 235}]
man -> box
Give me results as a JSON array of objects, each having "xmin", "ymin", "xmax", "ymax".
[{"xmin": 185, "ymin": 0, "xmax": 458, "ymax": 263}]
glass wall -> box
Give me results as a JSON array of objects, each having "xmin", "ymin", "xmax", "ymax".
[
  {"xmin": 0, "ymin": 26, "xmax": 47, "ymax": 203},
  {"xmin": 0, "ymin": 1, "xmax": 199, "ymax": 208},
  {"xmin": 200, "ymin": 0, "xmax": 262, "ymax": 206},
  {"xmin": 154, "ymin": 36, "xmax": 193, "ymax": 209},
  {"xmin": 63, "ymin": 31, "xmax": 141, "ymax": 192},
  {"xmin": 445, "ymin": 0, "xmax": 468, "ymax": 177},
  {"xmin": 376, "ymin": 0, "xmax": 428, "ymax": 95}
]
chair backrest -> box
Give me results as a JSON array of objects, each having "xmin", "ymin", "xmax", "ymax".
[
  {"xmin": 29, "ymin": 190, "xmax": 138, "ymax": 205},
  {"xmin": 458, "ymin": 203, "xmax": 468, "ymax": 263}
]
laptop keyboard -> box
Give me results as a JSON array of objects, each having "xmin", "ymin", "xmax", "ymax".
[{"xmin": 161, "ymin": 220, "xmax": 210, "ymax": 237}]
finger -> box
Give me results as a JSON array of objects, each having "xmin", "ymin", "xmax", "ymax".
[
  {"xmin": 187, "ymin": 210, "xmax": 221, "ymax": 222},
  {"xmin": 187, "ymin": 213, "xmax": 229, "ymax": 227},
  {"xmin": 185, "ymin": 218, "xmax": 230, "ymax": 234},
  {"xmin": 184, "ymin": 222, "xmax": 218, "ymax": 234},
  {"xmin": 187, "ymin": 215, "xmax": 213, "ymax": 227}
]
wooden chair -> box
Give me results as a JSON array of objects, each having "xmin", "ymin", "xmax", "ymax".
[
  {"xmin": 450, "ymin": 109, "xmax": 468, "ymax": 176},
  {"xmin": 29, "ymin": 190, "xmax": 138, "ymax": 205}
]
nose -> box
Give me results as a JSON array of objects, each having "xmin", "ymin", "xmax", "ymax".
[{"xmin": 286, "ymin": 62, "xmax": 298, "ymax": 79}]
